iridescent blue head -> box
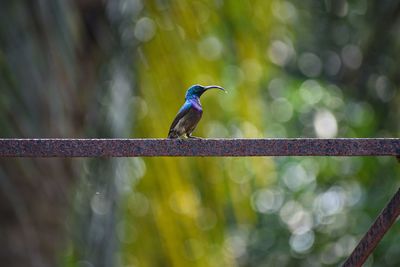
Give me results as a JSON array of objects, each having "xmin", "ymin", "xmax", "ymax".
[{"xmin": 185, "ymin": 84, "xmax": 226, "ymax": 99}]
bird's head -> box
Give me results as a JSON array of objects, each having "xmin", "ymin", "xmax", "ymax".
[{"xmin": 185, "ymin": 84, "xmax": 226, "ymax": 99}]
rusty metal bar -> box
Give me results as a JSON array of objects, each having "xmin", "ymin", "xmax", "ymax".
[
  {"xmin": 342, "ymin": 188, "xmax": 400, "ymax": 267},
  {"xmin": 1, "ymin": 137, "xmax": 400, "ymax": 266},
  {"xmin": 0, "ymin": 138, "xmax": 399, "ymax": 157}
]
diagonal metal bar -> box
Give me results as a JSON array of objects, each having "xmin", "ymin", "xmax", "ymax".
[
  {"xmin": 342, "ymin": 188, "xmax": 400, "ymax": 267},
  {"xmin": 0, "ymin": 138, "xmax": 399, "ymax": 157}
]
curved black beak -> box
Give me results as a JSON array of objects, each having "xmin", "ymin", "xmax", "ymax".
[{"xmin": 204, "ymin": 85, "xmax": 226, "ymax": 93}]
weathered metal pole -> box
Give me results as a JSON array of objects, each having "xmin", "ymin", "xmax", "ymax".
[
  {"xmin": 0, "ymin": 138, "xmax": 399, "ymax": 157},
  {"xmin": 2, "ymin": 138, "xmax": 400, "ymax": 267},
  {"xmin": 342, "ymin": 187, "xmax": 400, "ymax": 267}
]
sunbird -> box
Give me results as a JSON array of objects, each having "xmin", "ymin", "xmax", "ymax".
[{"xmin": 168, "ymin": 84, "xmax": 226, "ymax": 138}]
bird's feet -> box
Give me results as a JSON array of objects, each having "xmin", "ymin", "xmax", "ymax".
[{"xmin": 186, "ymin": 134, "xmax": 201, "ymax": 139}]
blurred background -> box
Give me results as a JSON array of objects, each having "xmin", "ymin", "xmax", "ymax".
[{"xmin": 1, "ymin": 0, "xmax": 400, "ymax": 266}]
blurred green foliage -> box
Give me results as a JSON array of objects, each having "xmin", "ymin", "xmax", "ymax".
[
  {"xmin": 124, "ymin": 1, "xmax": 400, "ymax": 267},
  {"xmin": 1, "ymin": 1, "xmax": 400, "ymax": 267}
]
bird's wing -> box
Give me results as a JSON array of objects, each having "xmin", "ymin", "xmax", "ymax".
[{"xmin": 168, "ymin": 102, "xmax": 192, "ymax": 136}]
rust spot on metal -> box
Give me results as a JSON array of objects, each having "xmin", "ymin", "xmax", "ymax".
[
  {"xmin": 342, "ymin": 188, "xmax": 400, "ymax": 267},
  {"xmin": 0, "ymin": 138, "xmax": 399, "ymax": 157}
]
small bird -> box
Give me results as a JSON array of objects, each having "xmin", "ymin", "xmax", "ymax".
[{"xmin": 168, "ymin": 84, "xmax": 226, "ymax": 138}]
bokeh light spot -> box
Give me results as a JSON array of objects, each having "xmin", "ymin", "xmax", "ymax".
[
  {"xmin": 132, "ymin": 96, "xmax": 148, "ymax": 120},
  {"xmin": 198, "ymin": 36, "xmax": 223, "ymax": 61},
  {"xmin": 134, "ymin": 17, "xmax": 156, "ymax": 42},
  {"xmin": 341, "ymin": 45, "xmax": 363, "ymax": 70},
  {"xmin": 280, "ymin": 201, "xmax": 313, "ymax": 234},
  {"xmin": 282, "ymin": 163, "xmax": 315, "ymax": 192},
  {"xmin": 320, "ymin": 242, "xmax": 344, "ymax": 265},
  {"xmin": 298, "ymin": 53, "xmax": 322, "ymax": 77},
  {"xmin": 196, "ymin": 207, "xmax": 217, "ymax": 231},
  {"xmin": 91, "ymin": 193, "xmax": 110, "ymax": 215},
  {"xmin": 251, "ymin": 187, "xmax": 284, "ymax": 214},
  {"xmin": 224, "ymin": 230, "xmax": 248, "ymax": 259},
  {"xmin": 375, "ymin": 75, "xmax": 395, "ymax": 102},
  {"xmin": 313, "ymin": 109, "xmax": 338, "ymax": 138},
  {"xmin": 270, "ymin": 98, "xmax": 293, "ymax": 122},
  {"xmin": 267, "ymin": 40, "xmax": 294, "ymax": 66},
  {"xmin": 128, "ymin": 192, "xmax": 150, "ymax": 217},
  {"xmin": 206, "ymin": 121, "xmax": 229, "ymax": 138},
  {"xmin": 119, "ymin": 0, "xmax": 143, "ymax": 16},
  {"xmin": 313, "ymin": 186, "xmax": 346, "ymax": 223},
  {"xmin": 299, "ymin": 80, "xmax": 324, "ymax": 105},
  {"xmin": 290, "ymin": 231, "xmax": 315, "ymax": 254},
  {"xmin": 268, "ymin": 78, "xmax": 286, "ymax": 99},
  {"xmin": 169, "ymin": 190, "xmax": 200, "ymax": 217},
  {"xmin": 324, "ymin": 51, "xmax": 342, "ymax": 76},
  {"xmin": 271, "ymin": 1, "xmax": 298, "ymax": 23}
]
